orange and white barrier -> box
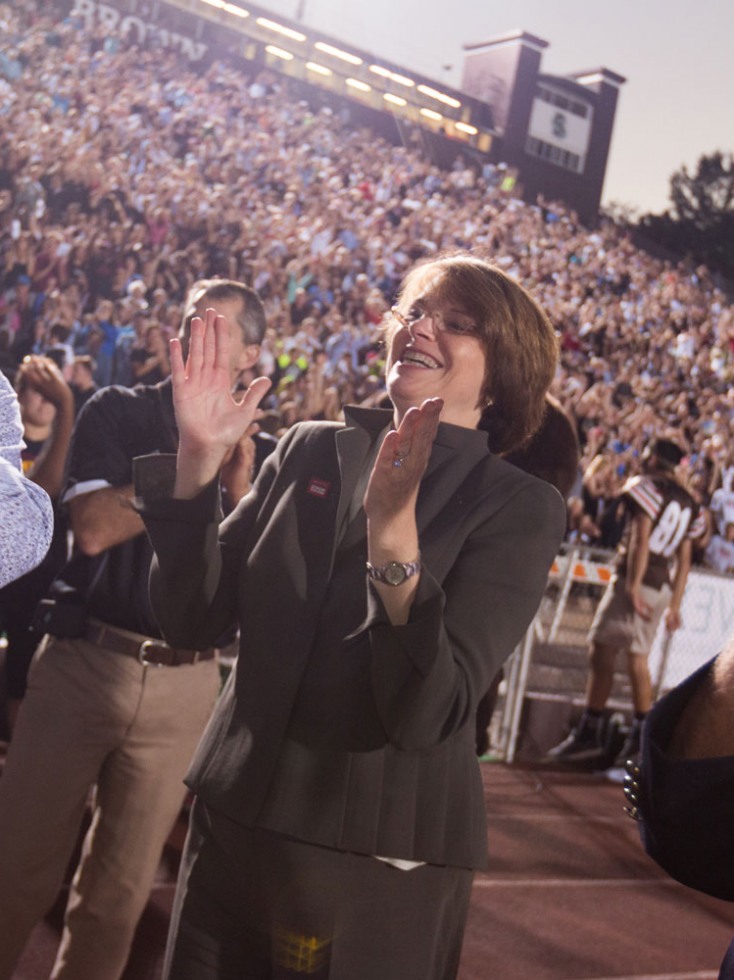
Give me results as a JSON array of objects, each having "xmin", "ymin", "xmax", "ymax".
[{"xmin": 549, "ymin": 554, "xmax": 615, "ymax": 585}]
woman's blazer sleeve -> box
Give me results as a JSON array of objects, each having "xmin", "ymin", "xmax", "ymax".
[
  {"xmin": 134, "ymin": 425, "xmax": 298, "ymax": 650},
  {"xmin": 366, "ymin": 474, "xmax": 566, "ymax": 750}
]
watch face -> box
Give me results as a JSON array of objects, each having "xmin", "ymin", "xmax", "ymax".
[{"xmin": 384, "ymin": 562, "xmax": 407, "ymax": 586}]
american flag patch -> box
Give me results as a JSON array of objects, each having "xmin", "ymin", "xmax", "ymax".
[{"xmin": 307, "ymin": 478, "xmax": 331, "ymax": 499}]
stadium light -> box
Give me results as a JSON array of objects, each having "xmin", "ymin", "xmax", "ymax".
[
  {"xmin": 314, "ymin": 41, "xmax": 362, "ymax": 65},
  {"xmin": 420, "ymin": 108, "xmax": 443, "ymax": 121},
  {"xmin": 199, "ymin": 0, "xmax": 226, "ymax": 8},
  {"xmin": 265, "ymin": 44, "xmax": 293, "ymax": 60},
  {"xmin": 256, "ymin": 17, "xmax": 306, "ymax": 42},
  {"xmin": 346, "ymin": 78, "xmax": 371, "ymax": 92},
  {"xmin": 417, "ymin": 84, "xmax": 461, "ymax": 108},
  {"xmin": 306, "ymin": 61, "xmax": 332, "ymax": 76},
  {"xmin": 455, "ymin": 122, "xmax": 478, "ymax": 135},
  {"xmin": 222, "ymin": 2, "xmax": 249, "ymax": 16},
  {"xmin": 369, "ymin": 65, "xmax": 415, "ymax": 87},
  {"xmin": 383, "ymin": 93, "xmax": 407, "ymax": 107},
  {"xmin": 388, "ymin": 71, "xmax": 414, "ymax": 88}
]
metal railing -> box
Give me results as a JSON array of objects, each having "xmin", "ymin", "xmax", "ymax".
[{"xmin": 489, "ymin": 546, "xmax": 734, "ymax": 763}]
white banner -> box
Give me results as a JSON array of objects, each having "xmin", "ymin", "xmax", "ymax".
[
  {"xmin": 649, "ymin": 567, "xmax": 734, "ymax": 690},
  {"xmin": 70, "ymin": 0, "xmax": 207, "ymax": 61}
]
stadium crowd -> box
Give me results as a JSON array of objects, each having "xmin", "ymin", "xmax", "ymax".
[
  {"xmin": 3, "ymin": 4, "xmax": 734, "ymax": 979},
  {"xmin": 2, "ymin": 0, "xmax": 734, "ymax": 565}
]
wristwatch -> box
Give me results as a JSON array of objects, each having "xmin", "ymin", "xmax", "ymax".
[{"xmin": 366, "ymin": 556, "xmax": 422, "ymax": 586}]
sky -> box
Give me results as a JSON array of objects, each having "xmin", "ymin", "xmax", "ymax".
[{"xmin": 254, "ymin": 0, "xmax": 734, "ymax": 217}]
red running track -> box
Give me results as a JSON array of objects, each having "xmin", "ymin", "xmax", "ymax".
[{"xmin": 13, "ymin": 762, "xmax": 734, "ymax": 980}]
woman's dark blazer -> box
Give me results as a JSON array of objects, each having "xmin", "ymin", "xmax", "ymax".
[{"xmin": 135, "ymin": 406, "xmax": 565, "ymax": 871}]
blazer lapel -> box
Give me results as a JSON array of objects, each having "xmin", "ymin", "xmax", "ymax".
[
  {"xmin": 335, "ymin": 407, "xmax": 492, "ymax": 543},
  {"xmin": 333, "ymin": 407, "xmax": 393, "ymax": 559},
  {"xmin": 334, "ymin": 423, "xmax": 374, "ymax": 540},
  {"xmin": 416, "ymin": 423, "xmax": 491, "ymax": 532}
]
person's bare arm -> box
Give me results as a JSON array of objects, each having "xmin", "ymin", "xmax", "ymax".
[
  {"xmin": 669, "ymin": 641, "xmax": 734, "ymax": 759},
  {"xmin": 664, "ymin": 537, "xmax": 692, "ymax": 632},
  {"xmin": 19, "ymin": 357, "xmax": 75, "ymax": 499},
  {"xmin": 131, "ymin": 355, "xmax": 158, "ymax": 380},
  {"xmin": 68, "ymin": 484, "xmax": 144, "ymax": 556},
  {"xmin": 625, "ymin": 510, "xmax": 653, "ymax": 618},
  {"xmin": 220, "ymin": 428, "xmax": 258, "ymax": 505}
]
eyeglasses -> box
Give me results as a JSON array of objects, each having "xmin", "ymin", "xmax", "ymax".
[{"xmin": 390, "ymin": 305, "xmax": 479, "ymax": 338}]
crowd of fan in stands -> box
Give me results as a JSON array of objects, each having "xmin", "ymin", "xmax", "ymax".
[{"xmin": 2, "ymin": 0, "xmax": 734, "ymax": 570}]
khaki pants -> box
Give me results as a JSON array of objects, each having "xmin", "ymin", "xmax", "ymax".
[
  {"xmin": 0, "ymin": 634, "xmax": 220, "ymax": 980},
  {"xmin": 590, "ymin": 577, "xmax": 672, "ymax": 656}
]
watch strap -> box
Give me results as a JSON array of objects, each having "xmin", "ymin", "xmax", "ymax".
[{"xmin": 366, "ymin": 556, "xmax": 422, "ymax": 586}]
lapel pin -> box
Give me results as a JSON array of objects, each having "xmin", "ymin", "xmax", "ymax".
[{"xmin": 307, "ymin": 477, "xmax": 331, "ymax": 499}]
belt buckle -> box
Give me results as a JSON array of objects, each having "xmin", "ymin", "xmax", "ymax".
[{"xmin": 138, "ymin": 640, "xmax": 167, "ymax": 668}]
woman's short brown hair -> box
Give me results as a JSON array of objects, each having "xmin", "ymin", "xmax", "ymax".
[{"xmin": 390, "ymin": 255, "xmax": 559, "ymax": 454}]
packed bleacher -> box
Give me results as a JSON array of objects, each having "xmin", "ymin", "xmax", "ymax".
[{"xmin": 2, "ymin": 0, "xmax": 734, "ymax": 564}]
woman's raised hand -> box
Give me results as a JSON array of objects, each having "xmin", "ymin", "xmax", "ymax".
[
  {"xmin": 170, "ymin": 309, "xmax": 271, "ymax": 498},
  {"xmin": 364, "ymin": 399, "xmax": 442, "ymax": 620},
  {"xmin": 364, "ymin": 398, "xmax": 442, "ymax": 529}
]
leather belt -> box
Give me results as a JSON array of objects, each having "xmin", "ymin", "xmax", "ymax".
[{"xmin": 84, "ymin": 619, "xmax": 216, "ymax": 668}]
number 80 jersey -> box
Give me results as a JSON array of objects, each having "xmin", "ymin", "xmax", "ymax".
[{"xmin": 619, "ymin": 474, "xmax": 707, "ymax": 589}]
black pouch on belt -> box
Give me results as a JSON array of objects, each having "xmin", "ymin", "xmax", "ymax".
[{"xmin": 31, "ymin": 597, "xmax": 87, "ymax": 638}]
